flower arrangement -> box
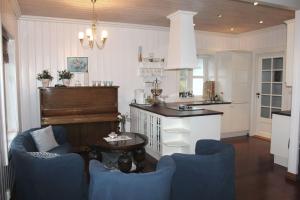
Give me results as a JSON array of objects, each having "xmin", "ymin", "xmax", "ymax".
[
  {"xmin": 36, "ymin": 70, "xmax": 53, "ymax": 81},
  {"xmin": 58, "ymin": 70, "xmax": 74, "ymax": 80}
]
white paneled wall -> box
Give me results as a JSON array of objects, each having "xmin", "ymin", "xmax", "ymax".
[
  {"xmin": 238, "ymin": 25, "xmax": 287, "ymax": 51},
  {"xmin": 18, "ymin": 18, "xmax": 169, "ymax": 130},
  {"xmin": 18, "ymin": 16, "xmax": 240, "ymax": 131}
]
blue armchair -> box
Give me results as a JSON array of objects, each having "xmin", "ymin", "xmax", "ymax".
[
  {"xmin": 171, "ymin": 140, "xmax": 235, "ymax": 200},
  {"xmin": 10, "ymin": 126, "xmax": 87, "ymax": 200},
  {"xmin": 89, "ymin": 156, "xmax": 176, "ymax": 200}
]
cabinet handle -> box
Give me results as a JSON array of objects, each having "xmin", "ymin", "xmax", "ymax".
[{"xmin": 288, "ymin": 138, "xmax": 290, "ymax": 149}]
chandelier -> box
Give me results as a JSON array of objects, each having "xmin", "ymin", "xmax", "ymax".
[{"xmin": 78, "ymin": 0, "xmax": 108, "ymax": 49}]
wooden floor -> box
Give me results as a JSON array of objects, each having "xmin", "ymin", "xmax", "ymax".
[
  {"xmin": 144, "ymin": 136, "xmax": 300, "ymax": 200},
  {"xmin": 223, "ymin": 136, "xmax": 300, "ymax": 200}
]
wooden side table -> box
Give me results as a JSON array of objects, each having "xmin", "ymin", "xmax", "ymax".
[{"xmin": 91, "ymin": 132, "xmax": 148, "ymax": 173}]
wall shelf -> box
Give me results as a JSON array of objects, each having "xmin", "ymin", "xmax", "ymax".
[{"xmin": 163, "ymin": 141, "xmax": 189, "ymax": 147}]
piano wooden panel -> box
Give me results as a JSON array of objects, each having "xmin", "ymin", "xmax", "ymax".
[{"xmin": 39, "ymin": 86, "xmax": 119, "ymax": 151}]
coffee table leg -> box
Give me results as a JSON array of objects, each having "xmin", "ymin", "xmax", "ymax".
[
  {"xmin": 118, "ymin": 152, "xmax": 132, "ymax": 173},
  {"xmin": 133, "ymin": 148, "xmax": 146, "ymax": 172}
]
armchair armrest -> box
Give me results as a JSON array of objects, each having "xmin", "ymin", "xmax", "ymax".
[{"xmin": 12, "ymin": 150, "xmax": 87, "ymax": 200}]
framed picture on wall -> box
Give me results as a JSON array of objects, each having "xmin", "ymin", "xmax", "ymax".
[{"xmin": 67, "ymin": 57, "xmax": 88, "ymax": 72}]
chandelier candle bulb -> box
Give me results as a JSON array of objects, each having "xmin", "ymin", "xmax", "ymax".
[
  {"xmin": 78, "ymin": 32, "xmax": 84, "ymax": 40},
  {"xmin": 101, "ymin": 30, "xmax": 108, "ymax": 39},
  {"xmin": 86, "ymin": 28, "xmax": 92, "ymax": 37}
]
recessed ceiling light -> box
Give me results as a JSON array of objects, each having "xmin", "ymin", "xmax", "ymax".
[
  {"xmin": 254, "ymin": 1, "xmax": 259, "ymax": 6},
  {"xmin": 230, "ymin": 27, "xmax": 235, "ymax": 31},
  {"xmin": 218, "ymin": 14, "xmax": 222, "ymax": 18},
  {"xmin": 259, "ymin": 20, "xmax": 264, "ymax": 24}
]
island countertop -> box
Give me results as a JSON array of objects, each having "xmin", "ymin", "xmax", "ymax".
[{"xmin": 130, "ymin": 103, "xmax": 223, "ymax": 117}]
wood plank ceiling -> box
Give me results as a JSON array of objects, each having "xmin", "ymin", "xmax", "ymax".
[{"xmin": 17, "ymin": 0, "xmax": 294, "ymax": 33}]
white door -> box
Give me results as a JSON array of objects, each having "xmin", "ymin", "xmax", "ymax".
[{"xmin": 255, "ymin": 54, "xmax": 284, "ymax": 138}]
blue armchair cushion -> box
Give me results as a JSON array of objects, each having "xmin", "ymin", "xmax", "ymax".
[
  {"xmin": 171, "ymin": 140, "xmax": 235, "ymax": 200},
  {"xmin": 10, "ymin": 126, "xmax": 70, "ymax": 154},
  {"xmin": 12, "ymin": 150, "xmax": 86, "ymax": 200},
  {"xmin": 89, "ymin": 156, "xmax": 176, "ymax": 200}
]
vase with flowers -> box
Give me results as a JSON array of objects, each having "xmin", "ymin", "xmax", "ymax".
[
  {"xmin": 36, "ymin": 70, "xmax": 53, "ymax": 88},
  {"xmin": 58, "ymin": 70, "xmax": 74, "ymax": 86}
]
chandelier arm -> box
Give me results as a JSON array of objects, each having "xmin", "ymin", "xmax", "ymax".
[
  {"xmin": 80, "ymin": 39, "xmax": 94, "ymax": 49},
  {"xmin": 95, "ymin": 40, "xmax": 105, "ymax": 49}
]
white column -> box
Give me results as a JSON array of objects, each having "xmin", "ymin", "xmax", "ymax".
[{"xmin": 288, "ymin": 10, "xmax": 300, "ymax": 175}]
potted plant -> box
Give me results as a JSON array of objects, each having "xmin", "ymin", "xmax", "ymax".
[
  {"xmin": 36, "ymin": 70, "xmax": 53, "ymax": 88},
  {"xmin": 58, "ymin": 70, "xmax": 74, "ymax": 86}
]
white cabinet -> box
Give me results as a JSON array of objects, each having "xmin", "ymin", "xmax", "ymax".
[
  {"xmin": 216, "ymin": 51, "xmax": 252, "ymax": 103},
  {"xmin": 201, "ymin": 103, "xmax": 250, "ymax": 137},
  {"xmin": 130, "ymin": 106, "xmax": 221, "ymax": 159},
  {"xmin": 285, "ymin": 19, "xmax": 295, "ymax": 87},
  {"xmin": 270, "ymin": 114, "xmax": 290, "ymax": 167},
  {"xmin": 230, "ymin": 103, "xmax": 250, "ymax": 133}
]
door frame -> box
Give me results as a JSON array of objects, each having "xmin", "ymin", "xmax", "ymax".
[{"xmin": 251, "ymin": 51, "xmax": 286, "ymax": 138}]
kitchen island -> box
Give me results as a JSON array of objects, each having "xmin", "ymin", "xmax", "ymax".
[{"xmin": 130, "ymin": 103, "xmax": 223, "ymax": 159}]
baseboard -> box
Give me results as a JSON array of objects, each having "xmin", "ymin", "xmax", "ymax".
[
  {"xmin": 286, "ymin": 172, "xmax": 299, "ymax": 182},
  {"xmin": 252, "ymin": 135, "xmax": 271, "ymax": 142},
  {"xmin": 221, "ymin": 131, "xmax": 248, "ymax": 139}
]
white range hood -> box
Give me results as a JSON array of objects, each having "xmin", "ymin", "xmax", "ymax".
[{"xmin": 166, "ymin": 10, "xmax": 198, "ymax": 70}]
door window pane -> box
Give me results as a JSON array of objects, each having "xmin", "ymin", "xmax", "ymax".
[
  {"xmin": 261, "ymin": 95, "xmax": 271, "ymax": 107},
  {"xmin": 262, "ymin": 83, "xmax": 271, "ymax": 94},
  {"xmin": 273, "ymin": 71, "xmax": 283, "ymax": 82},
  {"xmin": 273, "ymin": 57, "xmax": 283, "ymax": 70},
  {"xmin": 261, "ymin": 107, "xmax": 270, "ymax": 118},
  {"xmin": 272, "ymin": 83, "xmax": 282, "ymax": 95},
  {"xmin": 262, "ymin": 71, "xmax": 271, "ymax": 82},
  {"xmin": 272, "ymin": 96, "xmax": 282, "ymax": 108},
  {"xmin": 262, "ymin": 58, "xmax": 272, "ymax": 70}
]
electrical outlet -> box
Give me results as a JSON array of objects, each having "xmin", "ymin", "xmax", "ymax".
[{"xmin": 5, "ymin": 190, "xmax": 11, "ymax": 200}]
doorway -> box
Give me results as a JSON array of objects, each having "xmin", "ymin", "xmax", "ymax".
[
  {"xmin": 255, "ymin": 53, "xmax": 284, "ymax": 139},
  {"xmin": 1, "ymin": 27, "xmax": 19, "ymax": 153}
]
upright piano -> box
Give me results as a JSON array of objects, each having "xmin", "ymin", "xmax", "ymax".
[{"xmin": 39, "ymin": 86, "xmax": 119, "ymax": 151}]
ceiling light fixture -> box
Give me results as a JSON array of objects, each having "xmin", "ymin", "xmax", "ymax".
[
  {"xmin": 78, "ymin": 0, "xmax": 108, "ymax": 49},
  {"xmin": 218, "ymin": 14, "xmax": 222, "ymax": 18},
  {"xmin": 230, "ymin": 27, "xmax": 235, "ymax": 31},
  {"xmin": 253, "ymin": 1, "xmax": 259, "ymax": 6},
  {"xmin": 259, "ymin": 20, "xmax": 264, "ymax": 24}
]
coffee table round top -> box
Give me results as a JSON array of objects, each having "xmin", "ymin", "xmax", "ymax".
[{"xmin": 93, "ymin": 132, "xmax": 148, "ymax": 152}]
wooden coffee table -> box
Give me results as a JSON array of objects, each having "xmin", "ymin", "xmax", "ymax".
[{"xmin": 91, "ymin": 132, "xmax": 148, "ymax": 173}]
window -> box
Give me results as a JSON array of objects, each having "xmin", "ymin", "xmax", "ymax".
[
  {"xmin": 193, "ymin": 58, "xmax": 205, "ymax": 96},
  {"xmin": 178, "ymin": 56, "xmax": 214, "ymax": 96}
]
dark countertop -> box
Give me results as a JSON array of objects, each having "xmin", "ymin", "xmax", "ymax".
[
  {"xmin": 178, "ymin": 101, "xmax": 232, "ymax": 106},
  {"xmin": 272, "ymin": 110, "xmax": 291, "ymax": 117},
  {"xmin": 130, "ymin": 103, "xmax": 223, "ymax": 117}
]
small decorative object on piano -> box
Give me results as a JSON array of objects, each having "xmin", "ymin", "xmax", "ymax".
[
  {"xmin": 58, "ymin": 70, "xmax": 74, "ymax": 87},
  {"xmin": 37, "ymin": 70, "xmax": 53, "ymax": 88}
]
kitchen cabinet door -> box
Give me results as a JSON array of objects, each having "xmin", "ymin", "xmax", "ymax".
[{"xmin": 230, "ymin": 103, "xmax": 250, "ymax": 132}]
